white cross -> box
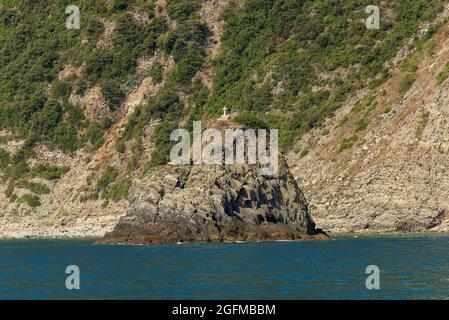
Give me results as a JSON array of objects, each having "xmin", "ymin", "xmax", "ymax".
[{"xmin": 223, "ymin": 107, "xmax": 228, "ymax": 117}]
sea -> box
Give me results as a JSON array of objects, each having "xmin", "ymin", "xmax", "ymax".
[{"xmin": 0, "ymin": 234, "xmax": 448, "ymax": 299}]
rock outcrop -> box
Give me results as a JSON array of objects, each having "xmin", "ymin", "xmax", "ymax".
[
  {"xmin": 289, "ymin": 7, "xmax": 449, "ymax": 233},
  {"xmin": 101, "ymin": 157, "xmax": 327, "ymax": 244}
]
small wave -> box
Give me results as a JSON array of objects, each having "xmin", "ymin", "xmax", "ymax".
[{"xmin": 115, "ymin": 242, "xmax": 145, "ymax": 246}]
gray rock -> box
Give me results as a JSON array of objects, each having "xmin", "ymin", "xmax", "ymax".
[{"xmin": 101, "ymin": 157, "xmax": 327, "ymax": 244}]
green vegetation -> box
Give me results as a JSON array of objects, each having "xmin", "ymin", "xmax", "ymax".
[
  {"xmin": 355, "ymin": 119, "xmax": 369, "ymax": 132},
  {"xmin": 0, "ymin": 0, "xmax": 163, "ymax": 169},
  {"xmin": 17, "ymin": 194, "xmax": 41, "ymax": 207},
  {"xmin": 337, "ymin": 116, "xmax": 349, "ymax": 128},
  {"xmin": 339, "ymin": 135, "xmax": 358, "ymax": 152},
  {"xmin": 149, "ymin": 62, "xmax": 163, "ymax": 83},
  {"xmin": 115, "ymin": 140, "xmax": 126, "ymax": 153},
  {"xmin": 399, "ymin": 74, "xmax": 416, "ymax": 94},
  {"xmin": 97, "ymin": 167, "xmax": 119, "ymax": 191},
  {"xmin": 31, "ymin": 165, "xmax": 70, "ymax": 180},
  {"xmin": 80, "ymin": 192, "xmax": 99, "ymax": 203},
  {"xmin": 437, "ymin": 62, "xmax": 449, "ymax": 85},
  {"xmin": 0, "ymin": 135, "xmax": 14, "ymax": 144},
  {"xmin": 351, "ymin": 102, "xmax": 364, "ymax": 114},
  {"xmin": 95, "ymin": 167, "xmax": 131, "ymax": 201},
  {"xmin": 148, "ymin": 121, "xmax": 179, "ymax": 168},
  {"xmin": 52, "ymin": 80, "xmax": 73, "ymax": 99},
  {"xmin": 1, "ymin": 153, "xmax": 67, "ymax": 200},
  {"xmin": 127, "ymin": 138, "xmax": 143, "ymax": 170},
  {"xmin": 18, "ymin": 181, "xmax": 51, "ymax": 195},
  {"xmin": 207, "ymin": 0, "xmax": 443, "ymax": 150},
  {"xmin": 299, "ymin": 149, "xmax": 309, "ymax": 158},
  {"xmin": 0, "ymin": 0, "xmax": 445, "ymax": 173},
  {"xmin": 118, "ymin": 0, "xmax": 210, "ymax": 166},
  {"xmin": 0, "ymin": 148, "xmax": 10, "ymax": 169},
  {"xmin": 427, "ymin": 40, "xmax": 438, "ymax": 56},
  {"xmin": 234, "ymin": 113, "xmax": 269, "ymax": 130},
  {"xmin": 416, "ymin": 110, "xmax": 430, "ymax": 137},
  {"xmin": 102, "ymin": 178, "xmax": 132, "ymax": 201},
  {"xmin": 400, "ymin": 19, "xmax": 447, "ymax": 73}
]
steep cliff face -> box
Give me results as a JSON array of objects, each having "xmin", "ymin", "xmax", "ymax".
[
  {"xmin": 289, "ymin": 6, "xmax": 449, "ymax": 233},
  {"xmin": 101, "ymin": 157, "xmax": 326, "ymax": 244}
]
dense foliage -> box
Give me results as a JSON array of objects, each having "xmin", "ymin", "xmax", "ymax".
[
  {"xmin": 0, "ymin": 0, "xmax": 445, "ymax": 205},
  {"xmin": 209, "ymin": 0, "xmax": 444, "ymax": 149}
]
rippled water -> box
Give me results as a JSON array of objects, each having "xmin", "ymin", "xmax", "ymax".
[{"xmin": 0, "ymin": 234, "xmax": 448, "ymax": 299}]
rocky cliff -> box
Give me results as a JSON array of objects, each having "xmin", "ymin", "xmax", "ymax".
[
  {"xmin": 289, "ymin": 5, "xmax": 449, "ymax": 233},
  {"xmin": 101, "ymin": 157, "xmax": 327, "ymax": 244}
]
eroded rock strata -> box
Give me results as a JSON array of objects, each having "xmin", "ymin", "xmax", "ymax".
[{"xmin": 101, "ymin": 157, "xmax": 327, "ymax": 244}]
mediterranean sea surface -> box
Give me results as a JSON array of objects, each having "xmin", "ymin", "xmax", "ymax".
[{"xmin": 0, "ymin": 234, "xmax": 448, "ymax": 299}]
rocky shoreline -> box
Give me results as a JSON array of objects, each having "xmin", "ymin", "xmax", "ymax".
[
  {"xmin": 3, "ymin": 230, "xmax": 449, "ymax": 242},
  {"xmin": 100, "ymin": 157, "xmax": 329, "ymax": 245},
  {"xmin": 3, "ymin": 152, "xmax": 448, "ymax": 242}
]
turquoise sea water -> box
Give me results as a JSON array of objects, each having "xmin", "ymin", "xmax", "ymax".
[{"xmin": 0, "ymin": 234, "xmax": 448, "ymax": 299}]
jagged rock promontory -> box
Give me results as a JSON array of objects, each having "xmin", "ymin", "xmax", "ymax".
[{"xmin": 101, "ymin": 157, "xmax": 328, "ymax": 244}]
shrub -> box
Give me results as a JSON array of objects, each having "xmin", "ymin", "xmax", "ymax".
[
  {"xmin": 351, "ymin": 102, "xmax": 364, "ymax": 114},
  {"xmin": 101, "ymin": 80, "xmax": 125, "ymax": 111},
  {"xmin": 127, "ymin": 156, "xmax": 138, "ymax": 170},
  {"xmin": 337, "ymin": 116, "xmax": 349, "ymax": 127},
  {"xmin": 339, "ymin": 135, "xmax": 358, "ymax": 152},
  {"xmin": 75, "ymin": 81, "xmax": 88, "ymax": 96},
  {"xmin": 148, "ymin": 121, "xmax": 179, "ymax": 167},
  {"xmin": 80, "ymin": 192, "xmax": 99, "ymax": 202},
  {"xmin": 97, "ymin": 167, "xmax": 119, "ymax": 191},
  {"xmin": 86, "ymin": 18, "xmax": 105, "ymax": 38},
  {"xmin": 166, "ymin": 0, "xmax": 201, "ymax": 22},
  {"xmin": 355, "ymin": 119, "xmax": 369, "ymax": 132},
  {"xmin": 102, "ymin": 178, "xmax": 131, "ymax": 201},
  {"xmin": 4, "ymin": 160, "xmax": 30, "ymax": 182},
  {"xmin": 115, "ymin": 140, "xmax": 126, "ymax": 153},
  {"xmin": 300, "ymin": 149, "xmax": 309, "ymax": 158},
  {"xmin": 399, "ymin": 74, "xmax": 416, "ymax": 94},
  {"xmin": 234, "ymin": 112, "xmax": 269, "ymax": 129},
  {"xmin": 437, "ymin": 62, "xmax": 449, "ymax": 85},
  {"xmin": 83, "ymin": 121, "xmax": 109, "ymax": 150},
  {"xmin": 0, "ymin": 148, "xmax": 10, "ymax": 169},
  {"xmin": 149, "ymin": 62, "xmax": 163, "ymax": 83},
  {"xmin": 113, "ymin": 0, "xmax": 129, "ymax": 11},
  {"xmin": 51, "ymin": 80, "xmax": 72, "ymax": 99},
  {"xmin": 19, "ymin": 181, "xmax": 51, "ymax": 195},
  {"xmin": 31, "ymin": 165, "xmax": 69, "ymax": 180},
  {"xmin": 0, "ymin": 0, "xmax": 444, "ymax": 166},
  {"xmin": 18, "ymin": 194, "xmax": 41, "ymax": 207}
]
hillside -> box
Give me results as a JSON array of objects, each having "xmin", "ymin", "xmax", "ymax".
[
  {"xmin": 291, "ymin": 4, "xmax": 449, "ymax": 233},
  {"xmin": 0, "ymin": 0, "xmax": 447, "ymax": 237}
]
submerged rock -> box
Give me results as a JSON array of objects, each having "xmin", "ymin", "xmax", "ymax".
[{"xmin": 100, "ymin": 157, "xmax": 328, "ymax": 244}]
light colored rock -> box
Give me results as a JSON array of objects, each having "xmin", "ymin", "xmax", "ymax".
[{"xmin": 289, "ymin": 10, "xmax": 449, "ymax": 233}]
